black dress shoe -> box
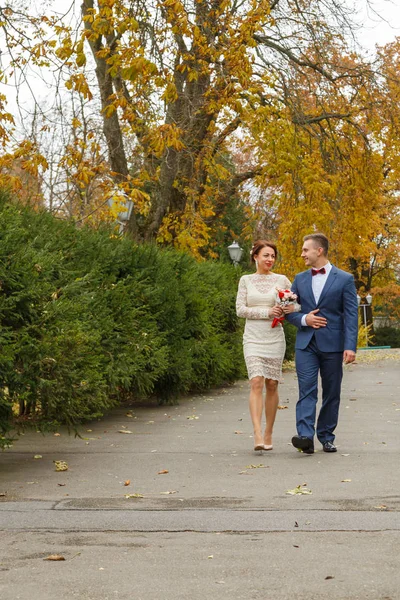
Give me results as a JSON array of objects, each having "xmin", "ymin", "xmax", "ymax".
[
  {"xmin": 291, "ymin": 435, "xmax": 314, "ymax": 454},
  {"xmin": 322, "ymin": 441, "xmax": 337, "ymax": 453}
]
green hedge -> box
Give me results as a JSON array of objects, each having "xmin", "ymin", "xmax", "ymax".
[
  {"xmin": 372, "ymin": 326, "xmax": 400, "ymax": 348},
  {"xmin": 0, "ymin": 196, "xmax": 248, "ymax": 446}
]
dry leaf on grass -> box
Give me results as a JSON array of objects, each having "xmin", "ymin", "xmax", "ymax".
[
  {"xmin": 54, "ymin": 461, "xmax": 68, "ymax": 472},
  {"xmin": 44, "ymin": 555, "xmax": 65, "ymax": 561}
]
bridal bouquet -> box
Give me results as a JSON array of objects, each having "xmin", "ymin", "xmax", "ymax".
[{"xmin": 271, "ymin": 288, "xmax": 298, "ymax": 328}]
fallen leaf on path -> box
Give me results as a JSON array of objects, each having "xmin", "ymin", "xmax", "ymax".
[
  {"xmin": 325, "ymin": 576, "xmax": 334, "ymax": 580},
  {"xmin": 234, "ymin": 431, "xmax": 243, "ymax": 434},
  {"xmin": 0, "ymin": 492, "xmax": 6, "ymax": 497},
  {"xmin": 286, "ymin": 485, "xmax": 312, "ymax": 495},
  {"xmin": 187, "ymin": 415, "xmax": 199, "ymax": 420},
  {"xmin": 57, "ymin": 483, "xmax": 66, "ymax": 487},
  {"xmin": 341, "ymin": 454, "xmax": 350, "ymax": 457},
  {"xmin": 124, "ymin": 493, "xmax": 144, "ymax": 499},
  {"xmin": 341, "ymin": 479, "xmax": 352, "ymax": 482},
  {"xmin": 54, "ymin": 461, "xmax": 68, "ymax": 471},
  {"xmin": 118, "ymin": 430, "xmax": 133, "ymax": 434},
  {"xmin": 34, "ymin": 455, "xmax": 42, "ymax": 459},
  {"xmin": 160, "ymin": 490, "xmax": 177, "ymax": 495},
  {"xmin": 294, "ymin": 521, "xmax": 299, "ymax": 527},
  {"xmin": 124, "ymin": 480, "xmax": 131, "ymax": 486},
  {"xmin": 145, "ymin": 421, "xmax": 154, "ymax": 424},
  {"xmin": 374, "ymin": 505, "xmax": 388, "ymax": 510},
  {"xmin": 158, "ymin": 469, "xmax": 169, "ymax": 475},
  {"xmin": 126, "ymin": 412, "xmax": 134, "ymax": 417},
  {"xmin": 44, "ymin": 555, "xmax": 65, "ymax": 561},
  {"xmin": 54, "ymin": 433, "xmax": 61, "ymax": 437},
  {"xmin": 245, "ymin": 464, "xmax": 268, "ymax": 469},
  {"xmin": 277, "ymin": 405, "xmax": 288, "ymax": 410},
  {"xmin": 208, "ymin": 555, "xmax": 214, "ymax": 559}
]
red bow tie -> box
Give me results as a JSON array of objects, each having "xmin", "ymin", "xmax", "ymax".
[{"xmin": 311, "ymin": 267, "xmax": 326, "ymax": 276}]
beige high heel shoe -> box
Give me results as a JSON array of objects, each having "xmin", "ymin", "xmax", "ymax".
[{"xmin": 254, "ymin": 444, "xmax": 265, "ymax": 452}]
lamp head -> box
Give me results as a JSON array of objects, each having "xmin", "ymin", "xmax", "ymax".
[{"xmin": 228, "ymin": 241, "xmax": 243, "ymax": 265}]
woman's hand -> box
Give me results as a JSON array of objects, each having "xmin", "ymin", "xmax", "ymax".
[
  {"xmin": 269, "ymin": 306, "xmax": 283, "ymax": 318},
  {"xmin": 282, "ymin": 304, "xmax": 295, "ymax": 314}
]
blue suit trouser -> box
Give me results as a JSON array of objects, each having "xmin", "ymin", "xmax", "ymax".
[{"xmin": 295, "ymin": 337, "xmax": 343, "ymax": 443}]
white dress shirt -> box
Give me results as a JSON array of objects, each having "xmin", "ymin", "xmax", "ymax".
[{"xmin": 301, "ymin": 262, "xmax": 332, "ymax": 326}]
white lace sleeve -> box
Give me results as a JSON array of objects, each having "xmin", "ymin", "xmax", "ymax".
[
  {"xmin": 283, "ymin": 276, "xmax": 301, "ymax": 312},
  {"xmin": 236, "ymin": 277, "xmax": 271, "ymax": 320}
]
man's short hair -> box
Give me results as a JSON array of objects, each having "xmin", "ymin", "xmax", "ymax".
[{"xmin": 303, "ymin": 233, "xmax": 329, "ymax": 255}]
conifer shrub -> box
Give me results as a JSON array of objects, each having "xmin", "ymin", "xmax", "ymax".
[{"xmin": 0, "ymin": 197, "xmax": 245, "ymax": 446}]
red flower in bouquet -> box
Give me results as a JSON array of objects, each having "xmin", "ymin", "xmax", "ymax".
[{"xmin": 271, "ymin": 288, "xmax": 298, "ymax": 328}]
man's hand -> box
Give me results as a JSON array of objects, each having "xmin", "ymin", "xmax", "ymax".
[
  {"xmin": 269, "ymin": 306, "xmax": 283, "ymax": 318},
  {"xmin": 305, "ymin": 309, "xmax": 327, "ymax": 329},
  {"xmin": 343, "ymin": 350, "xmax": 356, "ymax": 364}
]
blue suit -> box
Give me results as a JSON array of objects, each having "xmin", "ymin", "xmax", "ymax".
[{"xmin": 286, "ymin": 266, "xmax": 358, "ymax": 443}]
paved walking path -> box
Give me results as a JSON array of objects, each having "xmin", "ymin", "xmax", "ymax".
[{"xmin": 1, "ymin": 350, "xmax": 399, "ymax": 600}]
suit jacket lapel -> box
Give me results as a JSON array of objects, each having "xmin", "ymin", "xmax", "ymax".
[
  {"xmin": 303, "ymin": 270, "xmax": 316, "ymax": 307},
  {"xmin": 317, "ymin": 266, "xmax": 337, "ymax": 306}
]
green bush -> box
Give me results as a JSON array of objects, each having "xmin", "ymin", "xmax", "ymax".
[
  {"xmin": 372, "ymin": 326, "xmax": 400, "ymax": 348},
  {"xmin": 0, "ymin": 196, "xmax": 246, "ymax": 446},
  {"xmin": 283, "ymin": 320, "xmax": 296, "ymax": 361}
]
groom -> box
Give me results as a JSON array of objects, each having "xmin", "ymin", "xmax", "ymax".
[{"xmin": 285, "ymin": 233, "xmax": 358, "ymax": 454}]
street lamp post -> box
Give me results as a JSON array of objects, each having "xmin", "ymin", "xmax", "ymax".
[
  {"xmin": 227, "ymin": 241, "xmax": 243, "ymax": 266},
  {"xmin": 107, "ymin": 193, "xmax": 134, "ymax": 234},
  {"xmin": 357, "ymin": 293, "xmax": 373, "ymax": 346}
]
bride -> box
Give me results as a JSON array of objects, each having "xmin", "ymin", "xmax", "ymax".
[{"xmin": 236, "ymin": 240, "xmax": 297, "ymax": 452}]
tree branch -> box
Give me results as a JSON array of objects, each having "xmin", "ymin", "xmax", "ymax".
[
  {"xmin": 292, "ymin": 112, "xmax": 351, "ymax": 125},
  {"xmin": 253, "ymin": 34, "xmax": 335, "ymax": 82}
]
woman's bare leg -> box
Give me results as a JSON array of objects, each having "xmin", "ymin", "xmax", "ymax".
[
  {"xmin": 264, "ymin": 378, "xmax": 279, "ymax": 446},
  {"xmin": 249, "ymin": 376, "xmax": 265, "ymax": 447}
]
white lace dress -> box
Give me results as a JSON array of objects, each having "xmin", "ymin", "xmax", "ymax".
[{"xmin": 236, "ymin": 273, "xmax": 293, "ymax": 381}]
